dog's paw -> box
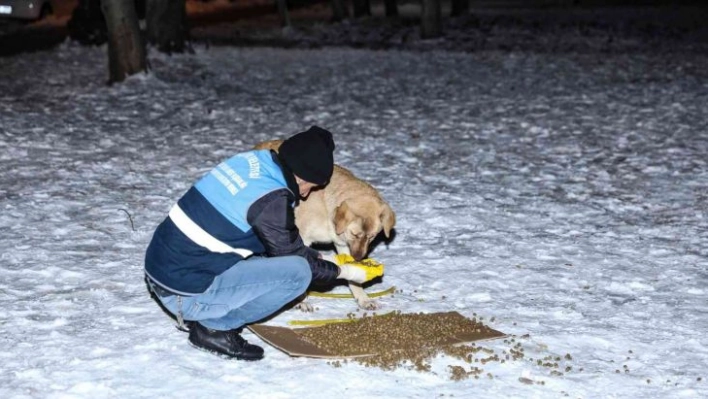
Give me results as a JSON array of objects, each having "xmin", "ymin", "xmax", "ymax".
[
  {"xmin": 357, "ymin": 298, "xmax": 380, "ymax": 310},
  {"xmin": 295, "ymin": 301, "xmax": 316, "ymax": 312}
]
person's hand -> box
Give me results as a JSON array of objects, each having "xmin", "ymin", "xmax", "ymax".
[{"xmin": 335, "ymin": 254, "xmax": 385, "ymax": 284}]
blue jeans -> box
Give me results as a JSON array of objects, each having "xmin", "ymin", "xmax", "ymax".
[{"xmin": 152, "ymin": 256, "xmax": 311, "ymax": 331}]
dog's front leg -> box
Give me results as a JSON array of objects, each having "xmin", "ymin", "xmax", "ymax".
[
  {"xmin": 349, "ymin": 282, "xmax": 379, "ymax": 310},
  {"xmin": 291, "ymin": 292, "xmax": 315, "ymax": 312}
]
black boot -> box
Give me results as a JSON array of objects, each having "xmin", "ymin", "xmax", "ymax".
[{"xmin": 188, "ymin": 323, "xmax": 264, "ymax": 361}]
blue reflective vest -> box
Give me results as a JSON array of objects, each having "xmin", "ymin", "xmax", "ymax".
[{"xmin": 145, "ymin": 150, "xmax": 291, "ymax": 295}]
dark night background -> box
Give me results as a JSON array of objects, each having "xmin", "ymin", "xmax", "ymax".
[{"xmin": 1, "ymin": 0, "xmax": 707, "ymax": 56}]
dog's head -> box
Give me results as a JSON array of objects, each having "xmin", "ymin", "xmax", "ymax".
[{"xmin": 334, "ymin": 198, "xmax": 396, "ymax": 261}]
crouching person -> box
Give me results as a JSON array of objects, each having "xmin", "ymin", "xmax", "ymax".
[{"xmin": 144, "ymin": 126, "xmax": 380, "ymax": 360}]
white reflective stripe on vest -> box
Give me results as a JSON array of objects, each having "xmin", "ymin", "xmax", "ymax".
[{"xmin": 168, "ymin": 204, "xmax": 254, "ymax": 258}]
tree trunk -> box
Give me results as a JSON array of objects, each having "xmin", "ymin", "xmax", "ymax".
[
  {"xmin": 145, "ymin": 0, "xmax": 188, "ymax": 54},
  {"xmin": 384, "ymin": 0, "xmax": 398, "ymax": 17},
  {"xmin": 420, "ymin": 0, "xmax": 442, "ymax": 39},
  {"xmin": 351, "ymin": 0, "xmax": 371, "ymax": 18},
  {"xmin": 276, "ymin": 0, "xmax": 291, "ymax": 27},
  {"xmin": 450, "ymin": 0, "xmax": 468, "ymax": 17},
  {"xmin": 101, "ymin": 0, "xmax": 147, "ymax": 83},
  {"xmin": 330, "ymin": 0, "xmax": 348, "ymax": 21}
]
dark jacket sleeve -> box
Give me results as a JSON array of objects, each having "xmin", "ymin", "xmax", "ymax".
[{"xmin": 247, "ymin": 189, "xmax": 340, "ymax": 284}]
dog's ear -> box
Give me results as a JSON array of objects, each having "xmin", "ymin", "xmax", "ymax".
[
  {"xmin": 380, "ymin": 203, "xmax": 396, "ymax": 239},
  {"xmin": 334, "ymin": 201, "xmax": 352, "ymax": 235},
  {"xmin": 253, "ymin": 139, "xmax": 283, "ymax": 152}
]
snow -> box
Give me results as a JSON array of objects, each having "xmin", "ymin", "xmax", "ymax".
[{"xmin": 1, "ymin": 9, "xmax": 708, "ymax": 398}]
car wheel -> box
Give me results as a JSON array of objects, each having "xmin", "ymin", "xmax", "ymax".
[{"xmin": 39, "ymin": 3, "xmax": 53, "ymax": 20}]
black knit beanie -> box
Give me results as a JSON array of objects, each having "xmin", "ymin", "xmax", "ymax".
[{"xmin": 279, "ymin": 126, "xmax": 335, "ymax": 185}]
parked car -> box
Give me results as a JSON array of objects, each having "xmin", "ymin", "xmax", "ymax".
[{"xmin": 0, "ymin": 0, "xmax": 53, "ymax": 20}]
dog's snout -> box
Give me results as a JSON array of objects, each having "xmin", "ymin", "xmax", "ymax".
[{"xmin": 351, "ymin": 250, "xmax": 367, "ymax": 261}]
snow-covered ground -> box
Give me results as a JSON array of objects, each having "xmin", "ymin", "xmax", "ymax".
[{"xmin": 1, "ymin": 11, "xmax": 707, "ymax": 398}]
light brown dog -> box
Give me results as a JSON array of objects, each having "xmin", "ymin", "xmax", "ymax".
[{"xmin": 254, "ymin": 140, "xmax": 396, "ymax": 309}]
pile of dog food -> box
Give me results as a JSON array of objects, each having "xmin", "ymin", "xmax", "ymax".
[
  {"xmin": 296, "ymin": 311, "xmax": 510, "ymax": 376},
  {"xmin": 295, "ymin": 311, "xmax": 577, "ymax": 382}
]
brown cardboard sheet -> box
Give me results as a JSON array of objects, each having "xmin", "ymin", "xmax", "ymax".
[{"xmin": 248, "ymin": 311, "xmax": 506, "ymax": 358}]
